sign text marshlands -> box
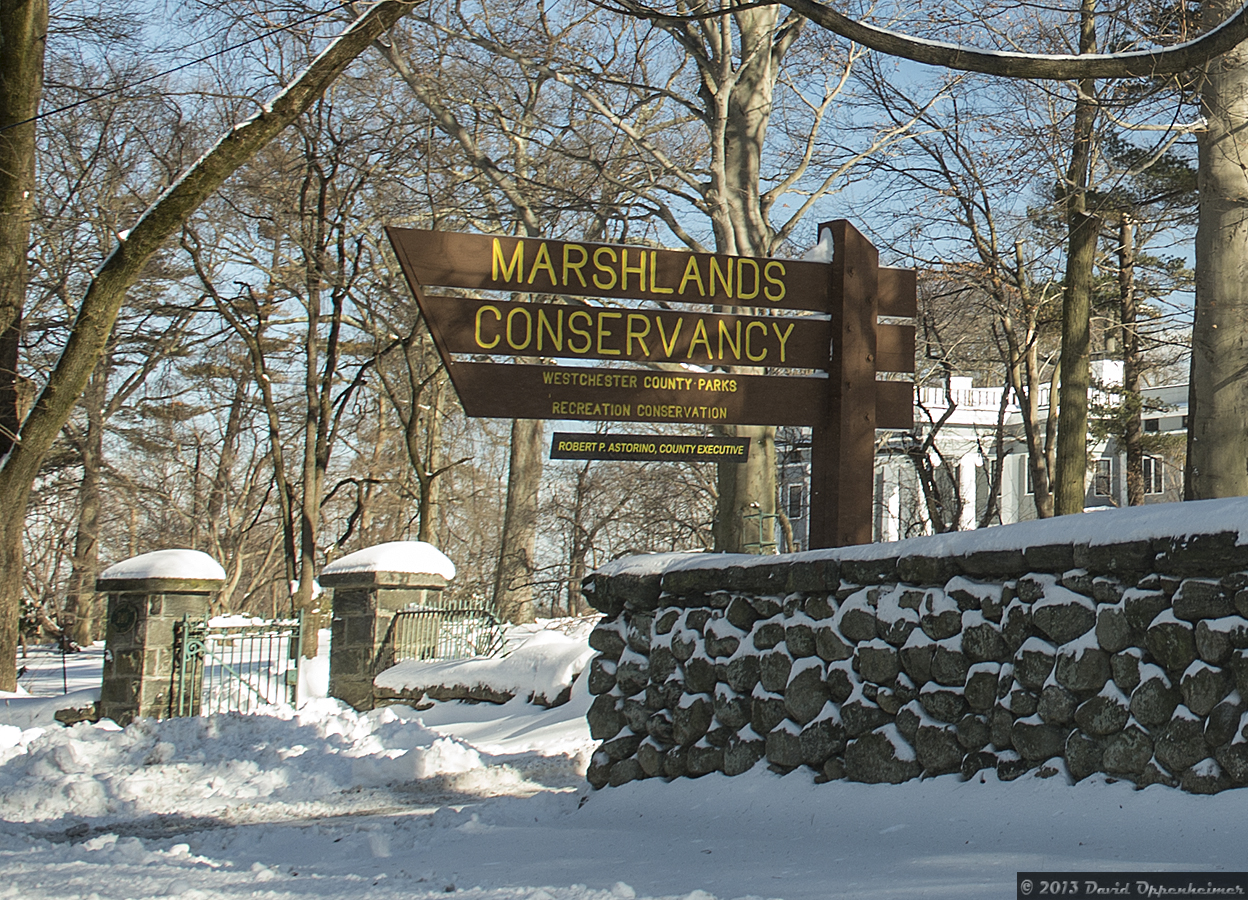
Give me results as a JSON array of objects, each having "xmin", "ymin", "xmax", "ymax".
[
  {"xmin": 491, "ymin": 237, "xmax": 789, "ymax": 303},
  {"xmin": 391, "ymin": 228, "xmax": 833, "ymax": 312}
]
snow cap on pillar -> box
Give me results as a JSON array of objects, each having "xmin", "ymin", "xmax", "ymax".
[
  {"xmin": 96, "ymin": 549, "xmax": 227, "ymax": 593},
  {"xmin": 320, "ymin": 541, "xmax": 456, "ymax": 589}
]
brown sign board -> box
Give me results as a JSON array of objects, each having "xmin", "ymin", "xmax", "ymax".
[
  {"xmin": 551, "ymin": 432, "xmax": 750, "ymax": 462},
  {"xmin": 444, "ymin": 361, "xmax": 914, "ymax": 430},
  {"xmin": 384, "ymin": 222, "xmax": 918, "ymax": 549}
]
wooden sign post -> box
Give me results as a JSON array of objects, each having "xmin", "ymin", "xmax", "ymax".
[{"xmin": 385, "ymin": 222, "xmax": 915, "ymax": 549}]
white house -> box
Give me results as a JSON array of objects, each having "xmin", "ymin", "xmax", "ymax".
[{"xmin": 776, "ymin": 362, "xmax": 1187, "ymax": 550}]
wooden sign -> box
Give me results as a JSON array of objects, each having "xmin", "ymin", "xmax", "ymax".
[
  {"xmin": 385, "ymin": 223, "xmax": 917, "ymax": 548},
  {"xmin": 551, "ymin": 432, "xmax": 750, "ymax": 462}
]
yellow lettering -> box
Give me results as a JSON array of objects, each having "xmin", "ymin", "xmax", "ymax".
[
  {"xmin": 650, "ymin": 251, "xmax": 673, "ymax": 294},
  {"xmin": 764, "ymin": 261, "xmax": 787, "ymax": 302},
  {"xmin": 656, "ymin": 317, "xmax": 683, "ymax": 357},
  {"xmin": 717, "ymin": 319, "xmax": 742, "ymax": 361},
  {"xmin": 537, "ymin": 308, "xmax": 563, "ymax": 352},
  {"xmin": 491, "ymin": 239, "xmax": 523, "ymax": 283},
  {"xmin": 506, "ymin": 307, "xmax": 532, "ymax": 351},
  {"xmin": 737, "ymin": 259, "xmax": 760, "ymax": 300},
  {"xmin": 772, "ymin": 321, "xmax": 795, "ymax": 363},
  {"xmin": 620, "ymin": 249, "xmax": 646, "ymax": 292},
  {"xmin": 593, "ymin": 247, "xmax": 618, "ymax": 290},
  {"xmin": 678, "ymin": 257, "xmax": 706, "ymax": 297},
  {"xmin": 597, "ymin": 311, "xmax": 622, "ymax": 355},
  {"xmin": 626, "ymin": 314, "xmax": 652, "ymax": 357},
  {"xmin": 562, "ymin": 244, "xmax": 589, "ymax": 288},
  {"xmin": 527, "ymin": 242, "xmax": 557, "ymax": 287},
  {"xmin": 568, "ymin": 310, "xmax": 592, "ymax": 354},
  {"xmin": 474, "ymin": 305, "xmax": 502, "ymax": 349},
  {"xmin": 687, "ymin": 318, "xmax": 713, "ymax": 360},
  {"xmin": 709, "ymin": 257, "xmax": 733, "ymax": 298},
  {"xmin": 745, "ymin": 321, "xmax": 767, "ymax": 362}
]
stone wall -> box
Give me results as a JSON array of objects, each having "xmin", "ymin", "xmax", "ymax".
[{"xmin": 581, "ymin": 506, "xmax": 1248, "ymax": 793}]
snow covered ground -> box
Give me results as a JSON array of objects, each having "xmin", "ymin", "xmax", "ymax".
[{"xmin": 0, "ymin": 620, "xmax": 1244, "ymax": 900}]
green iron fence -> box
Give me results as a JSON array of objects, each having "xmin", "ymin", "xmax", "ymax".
[
  {"xmin": 379, "ymin": 599, "xmax": 503, "ymax": 671},
  {"xmin": 173, "ymin": 615, "xmax": 302, "ymax": 717}
]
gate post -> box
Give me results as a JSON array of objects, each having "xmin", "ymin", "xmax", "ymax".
[
  {"xmin": 97, "ymin": 549, "xmax": 226, "ymax": 725},
  {"xmin": 321, "ymin": 541, "xmax": 454, "ymax": 711}
]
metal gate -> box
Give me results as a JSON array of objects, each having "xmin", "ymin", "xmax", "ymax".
[
  {"xmin": 172, "ymin": 615, "xmax": 302, "ymax": 716},
  {"xmin": 380, "ymin": 600, "xmax": 503, "ymax": 670}
]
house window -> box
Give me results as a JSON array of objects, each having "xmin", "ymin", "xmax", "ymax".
[
  {"xmin": 1094, "ymin": 458, "xmax": 1113, "ymax": 497},
  {"xmin": 1025, "ymin": 459, "xmax": 1033, "ymax": 495},
  {"xmin": 1143, "ymin": 456, "xmax": 1164, "ymax": 494},
  {"xmin": 1143, "ymin": 418, "xmax": 1159, "ymax": 433},
  {"xmin": 786, "ymin": 483, "xmax": 804, "ymax": 520}
]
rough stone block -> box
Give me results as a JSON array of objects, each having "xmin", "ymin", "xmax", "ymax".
[
  {"xmin": 1103, "ymin": 726, "xmax": 1152, "ymax": 775},
  {"xmin": 673, "ymin": 694, "xmax": 714, "ymax": 747},
  {"xmin": 1065, "ymin": 730, "xmax": 1104, "ymax": 782},
  {"xmin": 1037, "ymin": 684, "xmax": 1077, "ymax": 726},
  {"xmin": 844, "ymin": 726, "xmax": 920, "ymax": 784},
  {"xmin": 1154, "ymin": 712, "xmax": 1210, "ymax": 774},
  {"xmin": 1076, "ymin": 540, "xmax": 1153, "ymax": 576},
  {"xmin": 1180, "ymin": 662, "xmax": 1232, "ymax": 717},
  {"xmin": 916, "ymin": 722, "xmax": 963, "ymax": 775},
  {"xmin": 959, "ymin": 549, "xmax": 1026, "ymax": 578},
  {"xmin": 857, "ymin": 640, "xmax": 901, "ymax": 685},
  {"xmin": 1130, "ymin": 669, "xmax": 1179, "ymax": 727},
  {"xmin": 1074, "ymin": 690, "xmax": 1130, "ymax": 737},
  {"xmin": 1032, "ymin": 586, "xmax": 1096, "ymax": 645},
  {"xmin": 897, "ymin": 555, "xmax": 961, "ymax": 585},
  {"xmin": 1024, "ymin": 544, "xmax": 1077, "ymax": 573},
  {"xmin": 1055, "ymin": 645, "xmax": 1111, "ymax": 694},
  {"xmin": 723, "ymin": 733, "xmax": 766, "ymax": 776},
  {"xmin": 1173, "ymin": 578, "xmax": 1234, "ymax": 621},
  {"xmin": 785, "ymin": 662, "xmax": 830, "ymax": 725},
  {"xmin": 1011, "ymin": 716, "xmax": 1067, "ymax": 761},
  {"xmin": 1156, "ymin": 532, "xmax": 1248, "ymax": 578},
  {"xmin": 1096, "ymin": 604, "xmax": 1131, "ymax": 654},
  {"xmin": 840, "ymin": 557, "xmax": 899, "ymax": 585},
  {"xmin": 1147, "ymin": 615, "xmax": 1198, "ymax": 677}
]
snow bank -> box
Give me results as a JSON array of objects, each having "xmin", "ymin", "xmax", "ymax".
[
  {"xmin": 0, "ymin": 699, "xmax": 588, "ymax": 825},
  {"xmin": 377, "ymin": 618, "xmax": 598, "ymax": 705},
  {"xmin": 323, "ymin": 541, "xmax": 456, "ymax": 580}
]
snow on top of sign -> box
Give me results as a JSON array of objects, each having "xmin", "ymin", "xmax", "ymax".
[
  {"xmin": 322, "ymin": 541, "xmax": 456, "ymax": 580},
  {"xmin": 99, "ymin": 549, "xmax": 225, "ymax": 582},
  {"xmin": 593, "ymin": 497, "xmax": 1248, "ymax": 581}
]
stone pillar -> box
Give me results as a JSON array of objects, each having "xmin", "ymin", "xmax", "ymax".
[
  {"xmin": 97, "ymin": 550, "xmax": 226, "ymax": 725},
  {"xmin": 322, "ymin": 542, "xmax": 454, "ymax": 711}
]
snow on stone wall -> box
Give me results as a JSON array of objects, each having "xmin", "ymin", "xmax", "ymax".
[{"xmin": 582, "ymin": 509, "xmax": 1248, "ymax": 793}]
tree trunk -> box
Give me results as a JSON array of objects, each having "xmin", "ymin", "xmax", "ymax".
[
  {"xmin": 1188, "ymin": 5, "xmax": 1248, "ymax": 499},
  {"xmin": 414, "ymin": 377, "xmax": 444, "ymax": 544},
  {"xmin": 63, "ymin": 365, "xmax": 106, "ymax": 645},
  {"xmin": 713, "ymin": 424, "xmax": 777, "ymax": 551},
  {"xmin": 1054, "ymin": 210, "xmax": 1099, "ymax": 514},
  {"xmin": 1120, "ymin": 216, "xmax": 1145, "ymax": 505},
  {"xmin": 0, "ymin": 0, "xmax": 46, "ymax": 463},
  {"xmin": 493, "ymin": 417, "xmax": 542, "ymax": 622},
  {"xmin": 1053, "ymin": 0, "xmax": 1099, "ymax": 516}
]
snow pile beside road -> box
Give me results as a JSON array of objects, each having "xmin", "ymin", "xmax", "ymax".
[{"xmin": 0, "ymin": 699, "xmax": 588, "ymax": 826}]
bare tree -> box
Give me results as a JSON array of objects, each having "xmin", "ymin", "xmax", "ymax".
[{"xmin": 0, "ymin": 0, "xmax": 423, "ymax": 689}]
